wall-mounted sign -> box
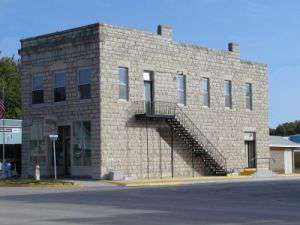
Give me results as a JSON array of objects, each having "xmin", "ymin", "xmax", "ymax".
[
  {"xmin": 244, "ymin": 132, "xmax": 255, "ymax": 141},
  {"xmin": 0, "ymin": 127, "xmax": 21, "ymax": 133}
]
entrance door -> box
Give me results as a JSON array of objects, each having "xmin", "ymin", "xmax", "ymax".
[
  {"xmin": 294, "ymin": 152, "xmax": 300, "ymax": 173},
  {"xmin": 143, "ymin": 71, "xmax": 154, "ymax": 115},
  {"xmin": 246, "ymin": 141, "xmax": 256, "ymax": 168},
  {"xmin": 56, "ymin": 126, "xmax": 71, "ymax": 177}
]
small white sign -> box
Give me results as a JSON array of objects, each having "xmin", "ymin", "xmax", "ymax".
[
  {"xmin": 244, "ymin": 132, "xmax": 255, "ymax": 141},
  {"xmin": 12, "ymin": 128, "xmax": 21, "ymax": 133}
]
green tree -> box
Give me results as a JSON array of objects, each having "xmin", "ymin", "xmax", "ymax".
[
  {"xmin": 270, "ymin": 120, "xmax": 300, "ymax": 136},
  {"xmin": 0, "ymin": 54, "xmax": 21, "ymax": 119}
]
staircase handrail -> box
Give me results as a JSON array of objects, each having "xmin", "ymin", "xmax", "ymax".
[
  {"xmin": 133, "ymin": 100, "xmax": 227, "ymax": 171},
  {"xmin": 174, "ymin": 105, "xmax": 227, "ymax": 171}
]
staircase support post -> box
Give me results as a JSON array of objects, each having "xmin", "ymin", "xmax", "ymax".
[{"xmin": 171, "ymin": 128, "xmax": 174, "ymax": 178}]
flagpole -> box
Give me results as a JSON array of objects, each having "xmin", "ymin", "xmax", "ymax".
[{"xmin": 2, "ymin": 86, "xmax": 4, "ymax": 164}]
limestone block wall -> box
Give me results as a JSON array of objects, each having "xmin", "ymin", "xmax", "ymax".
[
  {"xmin": 99, "ymin": 24, "xmax": 269, "ymax": 179},
  {"xmin": 270, "ymin": 148, "xmax": 285, "ymax": 173},
  {"xmin": 19, "ymin": 24, "xmax": 101, "ymax": 178}
]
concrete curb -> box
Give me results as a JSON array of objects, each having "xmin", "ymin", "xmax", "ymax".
[
  {"xmin": 109, "ymin": 174, "xmax": 300, "ymax": 187},
  {"xmin": 109, "ymin": 175, "xmax": 251, "ymax": 187}
]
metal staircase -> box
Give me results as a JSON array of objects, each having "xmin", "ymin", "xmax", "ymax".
[{"xmin": 134, "ymin": 101, "xmax": 227, "ymax": 175}]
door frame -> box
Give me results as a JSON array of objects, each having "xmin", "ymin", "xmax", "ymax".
[
  {"xmin": 143, "ymin": 71, "xmax": 154, "ymax": 114},
  {"xmin": 57, "ymin": 125, "xmax": 71, "ymax": 177},
  {"xmin": 246, "ymin": 140, "xmax": 256, "ymax": 168}
]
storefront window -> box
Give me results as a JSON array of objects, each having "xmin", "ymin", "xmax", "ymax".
[
  {"xmin": 73, "ymin": 121, "xmax": 91, "ymax": 166},
  {"xmin": 30, "ymin": 121, "xmax": 45, "ymax": 160}
]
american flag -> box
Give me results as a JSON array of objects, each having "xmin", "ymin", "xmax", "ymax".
[{"xmin": 0, "ymin": 90, "xmax": 5, "ymax": 119}]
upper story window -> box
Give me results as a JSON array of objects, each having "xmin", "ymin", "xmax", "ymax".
[
  {"xmin": 32, "ymin": 74, "xmax": 44, "ymax": 104},
  {"xmin": 118, "ymin": 67, "xmax": 129, "ymax": 100},
  {"xmin": 245, "ymin": 83, "xmax": 253, "ymax": 110},
  {"xmin": 224, "ymin": 80, "xmax": 232, "ymax": 108},
  {"xmin": 201, "ymin": 77, "xmax": 210, "ymax": 107},
  {"xmin": 54, "ymin": 71, "xmax": 66, "ymax": 102},
  {"xmin": 78, "ymin": 68, "xmax": 91, "ymax": 99},
  {"xmin": 177, "ymin": 75, "xmax": 186, "ymax": 106}
]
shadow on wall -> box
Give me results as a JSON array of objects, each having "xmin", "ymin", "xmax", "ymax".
[
  {"xmin": 123, "ymin": 115, "xmax": 204, "ymax": 179},
  {"xmin": 157, "ymin": 126, "xmax": 205, "ymax": 177}
]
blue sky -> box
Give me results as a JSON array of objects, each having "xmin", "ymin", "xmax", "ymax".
[{"xmin": 0, "ymin": 0, "xmax": 299, "ymax": 128}]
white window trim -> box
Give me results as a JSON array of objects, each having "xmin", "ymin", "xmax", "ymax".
[
  {"xmin": 201, "ymin": 77, "xmax": 210, "ymax": 107},
  {"xmin": 118, "ymin": 67, "xmax": 129, "ymax": 101}
]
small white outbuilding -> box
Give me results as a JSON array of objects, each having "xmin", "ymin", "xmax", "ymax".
[{"xmin": 270, "ymin": 136, "xmax": 300, "ymax": 174}]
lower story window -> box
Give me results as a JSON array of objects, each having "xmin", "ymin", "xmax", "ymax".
[
  {"xmin": 54, "ymin": 87, "xmax": 66, "ymax": 102},
  {"xmin": 29, "ymin": 121, "xmax": 45, "ymax": 161},
  {"xmin": 30, "ymin": 140, "xmax": 45, "ymax": 161},
  {"xmin": 32, "ymin": 90, "xmax": 44, "ymax": 104},
  {"xmin": 78, "ymin": 84, "xmax": 91, "ymax": 99},
  {"xmin": 73, "ymin": 121, "xmax": 91, "ymax": 166}
]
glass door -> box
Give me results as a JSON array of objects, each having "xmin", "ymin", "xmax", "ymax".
[
  {"xmin": 56, "ymin": 126, "xmax": 71, "ymax": 177},
  {"xmin": 246, "ymin": 141, "xmax": 256, "ymax": 168},
  {"xmin": 143, "ymin": 71, "xmax": 153, "ymax": 115}
]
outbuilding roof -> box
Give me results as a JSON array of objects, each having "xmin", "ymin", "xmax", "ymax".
[{"xmin": 270, "ymin": 135, "xmax": 300, "ymax": 148}]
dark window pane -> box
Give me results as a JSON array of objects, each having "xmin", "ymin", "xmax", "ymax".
[
  {"xmin": 54, "ymin": 87, "xmax": 66, "ymax": 102},
  {"xmin": 225, "ymin": 96, "xmax": 231, "ymax": 108},
  {"xmin": 203, "ymin": 93, "xmax": 209, "ymax": 107},
  {"xmin": 78, "ymin": 84, "xmax": 91, "ymax": 99},
  {"xmin": 246, "ymin": 97, "xmax": 252, "ymax": 110},
  {"xmin": 245, "ymin": 83, "xmax": 252, "ymax": 110},
  {"xmin": 177, "ymin": 75, "xmax": 186, "ymax": 105},
  {"xmin": 78, "ymin": 69, "xmax": 91, "ymax": 99},
  {"xmin": 32, "ymin": 90, "xmax": 44, "ymax": 104},
  {"xmin": 224, "ymin": 80, "xmax": 232, "ymax": 108}
]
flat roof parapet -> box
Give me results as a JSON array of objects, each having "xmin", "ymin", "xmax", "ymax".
[{"xmin": 19, "ymin": 22, "xmax": 266, "ymax": 66}]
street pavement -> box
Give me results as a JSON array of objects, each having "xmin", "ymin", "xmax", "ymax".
[{"xmin": 0, "ymin": 180, "xmax": 300, "ymax": 225}]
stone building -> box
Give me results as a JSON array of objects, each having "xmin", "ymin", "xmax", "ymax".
[{"xmin": 19, "ymin": 23, "xmax": 269, "ymax": 179}]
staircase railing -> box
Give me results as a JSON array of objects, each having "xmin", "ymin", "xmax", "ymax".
[
  {"xmin": 133, "ymin": 101, "xmax": 227, "ymax": 172},
  {"xmin": 134, "ymin": 101, "xmax": 176, "ymax": 116}
]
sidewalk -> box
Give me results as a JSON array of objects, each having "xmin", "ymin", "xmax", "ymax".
[
  {"xmin": 62, "ymin": 174, "xmax": 300, "ymax": 188},
  {"xmin": 62, "ymin": 179, "xmax": 119, "ymax": 188}
]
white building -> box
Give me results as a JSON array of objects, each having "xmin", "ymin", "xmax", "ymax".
[{"xmin": 270, "ymin": 135, "xmax": 300, "ymax": 174}]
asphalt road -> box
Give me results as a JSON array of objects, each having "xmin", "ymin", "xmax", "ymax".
[{"xmin": 0, "ymin": 180, "xmax": 300, "ymax": 225}]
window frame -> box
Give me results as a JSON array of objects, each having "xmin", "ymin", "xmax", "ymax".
[
  {"xmin": 177, "ymin": 74, "xmax": 186, "ymax": 106},
  {"xmin": 245, "ymin": 82, "xmax": 253, "ymax": 110},
  {"xmin": 201, "ymin": 77, "xmax": 210, "ymax": 107},
  {"xmin": 53, "ymin": 71, "xmax": 66, "ymax": 102},
  {"xmin": 224, "ymin": 80, "xmax": 232, "ymax": 108},
  {"xmin": 118, "ymin": 67, "xmax": 129, "ymax": 101},
  {"xmin": 32, "ymin": 74, "xmax": 44, "ymax": 104},
  {"xmin": 78, "ymin": 68, "xmax": 91, "ymax": 100},
  {"xmin": 73, "ymin": 121, "xmax": 91, "ymax": 167}
]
